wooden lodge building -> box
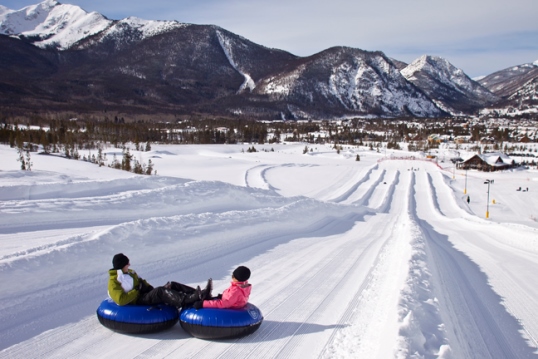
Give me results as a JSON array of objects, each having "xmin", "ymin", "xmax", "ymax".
[{"xmin": 457, "ymin": 152, "xmax": 515, "ymax": 172}]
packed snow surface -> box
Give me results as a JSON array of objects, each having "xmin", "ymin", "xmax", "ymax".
[{"xmin": 1, "ymin": 143, "xmax": 537, "ymax": 358}]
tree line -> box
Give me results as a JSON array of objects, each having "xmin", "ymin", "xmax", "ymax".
[{"xmin": 1, "ymin": 116, "xmax": 535, "ymax": 160}]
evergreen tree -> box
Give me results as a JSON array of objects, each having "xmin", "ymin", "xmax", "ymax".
[
  {"xmin": 133, "ymin": 160, "xmax": 144, "ymax": 174},
  {"xmin": 40, "ymin": 130, "xmax": 50, "ymax": 153},
  {"xmin": 110, "ymin": 154, "xmax": 121, "ymax": 169},
  {"xmin": 17, "ymin": 146, "xmax": 26, "ymax": 170},
  {"xmin": 8, "ymin": 131, "xmax": 15, "ymax": 148},
  {"xmin": 146, "ymin": 159, "xmax": 154, "ymax": 175},
  {"xmin": 122, "ymin": 148, "xmax": 132, "ymax": 172},
  {"xmin": 73, "ymin": 146, "xmax": 80, "ymax": 160},
  {"xmin": 25, "ymin": 146, "xmax": 32, "ymax": 170},
  {"xmin": 97, "ymin": 146, "xmax": 104, "ymax": 167}
]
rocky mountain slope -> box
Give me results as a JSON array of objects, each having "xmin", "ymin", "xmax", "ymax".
[
  {"xmin": 478, "ymin": 62, "xmax": 538, "ymax": 115},
  {"xmin": 401, "ymin": 55, "xmax": 498, "ymax": 115},
  {"xmin": 254, "ymin": 47, "xmax": 444, "ymax": 118}
]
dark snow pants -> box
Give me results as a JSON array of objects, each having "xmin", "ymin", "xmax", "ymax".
[{"xmin": 136, "ymin": 281, "xmax": 197, "ymax": 307}]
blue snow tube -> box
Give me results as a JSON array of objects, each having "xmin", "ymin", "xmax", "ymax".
[
  {"xmin": 96, "ymin": 298, "xmax": 179, "ymax": 334},
  {"xmin": 179, "ymin": 303, "xmax": 263, "ymax": 339}
]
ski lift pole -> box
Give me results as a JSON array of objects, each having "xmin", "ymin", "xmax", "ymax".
[
  {"xmin": 463, "ymin": 168, "xmax": 469, "ymax": 194},
  {"xmin": 484, "ymin": 179, "xmax": 493, "ymax": 218}
]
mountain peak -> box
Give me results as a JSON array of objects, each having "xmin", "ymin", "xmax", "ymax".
[
  {"xmin": 0, "ymin": 1, "xmax": 188, "ymax": 50},
  {"xmin": 0, "ymin": 5, "xmax": 10, "ymax": 16},
  {"xmin": 403, "ymin": 55, "xmax": 461, "ymax": 78},
  {"xmin": 401, "ymin": 55, "xmax": 497, "ymax": 115},
  {"xmin": 0, "ymin": 0, "xmax": 112, "ymax": 49},
  {"xmin": 39, "ymin": 0, "xmax": 60, "ymax": 8}
]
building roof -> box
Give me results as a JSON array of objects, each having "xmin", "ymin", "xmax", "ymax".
[{"xmin": 464, "ymin": 152, "xmax": 512, "ymax": 167}]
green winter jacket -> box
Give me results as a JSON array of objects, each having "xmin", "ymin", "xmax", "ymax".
[{"xmin": 108, "ymin": 268, "xmax": 151, "ymax": 306}]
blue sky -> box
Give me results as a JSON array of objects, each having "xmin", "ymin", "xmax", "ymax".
[{"xmin": 3, "ymin": 0, "xmax": 537, "ymax": 78}]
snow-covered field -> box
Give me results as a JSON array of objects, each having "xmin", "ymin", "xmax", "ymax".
[{"xmin": 1, "ymin": 143, "xmax": 537, "ymax": 358}]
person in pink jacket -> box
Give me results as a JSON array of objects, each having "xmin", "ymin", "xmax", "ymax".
[{"xmin": 193, "ymin": 266, "xmax": 251, "ymax": 309}]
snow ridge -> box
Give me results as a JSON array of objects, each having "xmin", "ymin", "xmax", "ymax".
[
  {"xmin": 397, "ymin": 219, "xmax": 451, "ymax": 358},
  {"xmin": 106, "ymin": 17, "xmax": 184, "ymax": 41}
]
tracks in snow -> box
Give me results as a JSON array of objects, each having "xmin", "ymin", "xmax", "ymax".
[{"xmin": 1, "ymin": 160, "xmax": 537, "ymax": 358}]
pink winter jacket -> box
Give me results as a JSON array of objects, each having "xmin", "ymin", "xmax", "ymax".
[{"xmin": 203, "ymin": 280, "xmax": 251, "ymax": 309}]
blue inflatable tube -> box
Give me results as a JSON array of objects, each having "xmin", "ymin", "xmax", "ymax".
[
  {"xmin": 96, "ymin": 298, "xmax": 179, "ymax": 334},
  {"xmin": 180, "ymin": 303, "xmax": 263, "ymax": 339}
]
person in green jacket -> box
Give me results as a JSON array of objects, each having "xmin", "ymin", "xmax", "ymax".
[{"xmin": 108, "ymin": 253, "xmax": 212, "ymax": 308}]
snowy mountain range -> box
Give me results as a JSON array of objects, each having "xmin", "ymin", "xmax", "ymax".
[{"xmin": 1, "ymin": 0, "xmax": 536, "ymax": 120}]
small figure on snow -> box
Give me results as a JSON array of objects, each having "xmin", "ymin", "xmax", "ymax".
[
  {"xmin": 108, "ymin": 253, "xmax": 212, "ymax": 308},
  {"xmin": 192, "ymin": 266, "xmax": 251, "ymax": 310},
  {"xmin": 467, "ymin": 196, "xmax": 470, "ymax": 204}
]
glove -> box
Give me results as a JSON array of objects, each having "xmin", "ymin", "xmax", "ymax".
[
  {"xmin": 193, "ymin": 301, "xmax": 203, "ymax": 310},
  {"xmin": 215, "ymin": 293, "xmax": 222, "ymax": 300}
]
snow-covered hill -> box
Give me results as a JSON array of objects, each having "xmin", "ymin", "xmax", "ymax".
[{"xmin": 1, "ymin": 143, "xmax": 537, "ymax": 358}]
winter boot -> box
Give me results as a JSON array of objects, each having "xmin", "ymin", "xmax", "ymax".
[
  {"xmin": 182, "ymin": 286, "xmax": 202, "ymax": 306},
  {"xmin": 200, "ymin": 278, "xmax": 213, "ymax": 300},
  {"xmin": 161, "ymin": 288, "xmax": 185, "ymax": 308}
]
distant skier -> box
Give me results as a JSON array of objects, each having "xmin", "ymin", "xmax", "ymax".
[{"xmin": 467, "ymin": 196, "xmax": 470, "ymax": 204}]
